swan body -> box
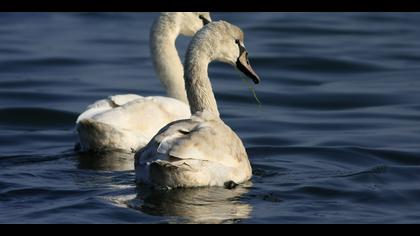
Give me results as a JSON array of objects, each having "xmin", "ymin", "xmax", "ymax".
[
  {"xmin": 76, "ymin": 12, "xmax": 211, "ymax": 152},
  {"xmin": 77, "ymin": 95, "xmax": 190, "ymax": 152},
  {"xmin": 135, "ymin": 21, "xmax": 261, "ymax": 188},
  {"xmin": 135, "ymin": 110, "xmax": 252, "ymax": 188}
]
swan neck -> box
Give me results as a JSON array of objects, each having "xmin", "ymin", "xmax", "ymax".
[
  {"xmin": 150, "ymin": 14, "xmax": 188, "ymax": 104},
  {"xmin": 185, "ymin": 50, "xmax": 220, "ymax": 116}
]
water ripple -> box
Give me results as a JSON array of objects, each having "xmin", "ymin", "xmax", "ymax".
[
  {"xmin": 0, "ymin": 107, "xmax": 77, "ymax": 129},
  {"xmin": 1, "ymin": 12, "xmax": 420, "ymax": 224}
]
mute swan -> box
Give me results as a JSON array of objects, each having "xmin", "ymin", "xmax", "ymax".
[
  {"xmin": 76, "ymin": 12, "xmax": 212, "ymax": 153},
  {"xmin": 135, "ymin": 21, "xmax": 261, "ymax": 188}
]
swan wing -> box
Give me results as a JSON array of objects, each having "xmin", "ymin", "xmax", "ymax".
[
  {"xmin": 76, "ymin": 96, "xmax": 190, "ymax": 152},
  {"xmin": 76, "ymin": 94, "xmax": 143, "ymax": 123},
  {"xmin": 135, "ymin": 111, "xmax": 252, "ymax": 187},
  {"xmin": 137, "ymin": 110, "xmax": 247, "ymax": 168},
  {"xmin": 90, "ymin": 96, "xmax": 190, "ymax": 138},
  {"xmin": 108, "ymin": 94, "xmax": 144, "ymax": 106}
]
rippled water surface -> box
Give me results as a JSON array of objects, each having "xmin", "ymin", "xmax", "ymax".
[{"xmin": 1, "ymin": 13, "xmax": 420, "ymax": 223}]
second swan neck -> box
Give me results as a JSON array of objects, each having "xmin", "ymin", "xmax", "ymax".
[{"xmin": 150, "ymin": 14, "xmax": 189, "ymax": 104}]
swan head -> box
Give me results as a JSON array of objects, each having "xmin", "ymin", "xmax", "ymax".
[
  {"xmin": 191, "ymin": 21, "xmax": 260, "ymax": 84},
  {"xmin": 172, "ymin": 12, "xmax": 212, "ymax": 37}
]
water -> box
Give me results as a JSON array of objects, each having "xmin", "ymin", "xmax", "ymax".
[{"xmin": 1, "ymin": 12, "xmax": 420, "ymax": 224}]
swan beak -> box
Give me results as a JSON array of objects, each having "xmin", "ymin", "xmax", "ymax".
[
  {"xmin": 203, "ymin": 17, "xmax": 211, "ymax": 25},
  {"xmin": 199, "ymin": 15, "xmax": 211, "ymax": 25},
  {"xmin": 236, "ymin": 48, "xmax": 260, "ymax": 84}
]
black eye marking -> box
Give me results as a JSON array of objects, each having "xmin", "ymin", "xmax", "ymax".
[
  {"xmin": 236, "ymin": 39, "xmax": 246, "ymax": 56},
  {"xmin": 199, "ymin": 15, "xmax": 210, "ymax": 25}
]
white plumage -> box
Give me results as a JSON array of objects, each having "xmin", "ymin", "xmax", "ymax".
[
  {"xmin": 75, "ymin": 13, "xmax": 211, "ymax": 152},
  {"xmin": 135, "ymin": 21, "xmax": 260, "ymax": 188}
]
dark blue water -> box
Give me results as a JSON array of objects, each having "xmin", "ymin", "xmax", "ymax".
[{"xmin": 1, "ymin": 12, "xmax": 420, "ymax": 223}]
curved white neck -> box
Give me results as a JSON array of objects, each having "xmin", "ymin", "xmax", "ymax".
[
  {"xmin": 150, "ymin": 14, "xmax": 188, "ymax": 104},
  {"xmin": 184, "ymin": 47, "xmax": 220, "ymax": 117}
]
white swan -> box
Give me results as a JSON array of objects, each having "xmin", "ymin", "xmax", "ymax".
[
  {"xmin": 135, "ymin": 21, "xmax": 261, "ymax": 188},
  {"xmin": 75, "ymin": 12, "xmax": 212, "ymax": 153}
]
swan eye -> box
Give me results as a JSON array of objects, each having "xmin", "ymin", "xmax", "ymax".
[{"xmin": 235, "ymin": 39, "xmax": 240, "ymax": 44}]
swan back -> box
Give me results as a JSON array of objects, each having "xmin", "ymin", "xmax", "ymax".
[{"xmin": 135, "ymin": 111, "xmax": 252, "ymax": 188}]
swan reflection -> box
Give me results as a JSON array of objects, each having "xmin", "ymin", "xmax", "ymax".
[
  {"xmin": 127, "ymin": 183, "xmax": 253, "ymax": 224},
  {"xmin": 76, "ymin": 151, "xmax": 134, "ymax": 171},
  {"xmin": 75, "ymin": 151, "xmax": 252, "ymax": 223}
]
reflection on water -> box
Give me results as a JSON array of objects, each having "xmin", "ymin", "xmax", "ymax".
[
  {"xmin": 75, "ymin": 152, "xmax": 252, "ymax": 224},
  {"xmin": 76, "ymin": 151, "xmax": 135, "ymax": 171},
  {"xmin": 127, "ymin": 184, "xmax": 253, "ymax": 224},
  {"xmin": 2, "ymin": 12, "xmax": 420, "ymax": 223}
]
